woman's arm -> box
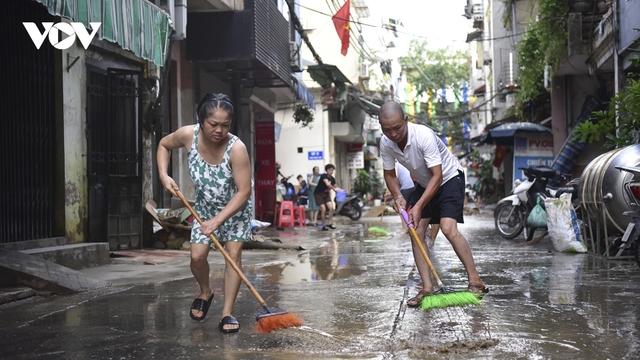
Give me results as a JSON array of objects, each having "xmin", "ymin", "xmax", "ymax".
[{"xmin": 157, "ymin": 126, "xmax": 193, "ymax": 196}]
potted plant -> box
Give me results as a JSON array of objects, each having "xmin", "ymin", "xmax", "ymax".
[
  {"xmin": 292, "ymin": 103, "xmax": 314, "ymax": 128},
  {"xmin": 352, "ymin": 169, "xmax": 371, "ymax": 201}
]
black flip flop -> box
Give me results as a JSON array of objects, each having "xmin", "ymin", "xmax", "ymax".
[
  {"xmin": 218, "ymin": 315, "xmax": 240, "ymax": 333},
  {"xmin": 189, "ymin": 293, "xmax": 214, "ymax": 322}
]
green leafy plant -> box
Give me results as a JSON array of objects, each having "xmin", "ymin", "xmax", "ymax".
[
  {"xmin": 573, "ymin": 34, "xmax": 640, "ymax": 148},
  {"xmin": 573, "ymin": 80, "xmax": 640, "ymax": 148},
  {"xmin": 370, "ymin": 170, "xmax": 385, "ymax": 199},
  {"xmin": 515, "ymin": 0, "xmax": 569, "ymax": 118},
  {"xmin": 468, "ymin": 150, "xmax": 498, "ymax": 203},
  {"xmin": 352, "ymin": 169, "xmax": 371, "ymax": 198},
  {"xmin": 292, "ymin": 103, "xmax": 314, "ymax": 128}
]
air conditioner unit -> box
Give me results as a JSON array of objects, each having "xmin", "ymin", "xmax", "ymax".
[
  {"xmin": 290, "ymin": 41, "xmax": 301, "ymax": 72},
  {"xmin": 359, "ymin": 63, "xmax": 369, "ymax": 79}
]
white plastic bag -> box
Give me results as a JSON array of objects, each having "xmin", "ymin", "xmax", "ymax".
[{"xmin": 545, "ymin": 193, "xmax": 587, "ymax": 253}]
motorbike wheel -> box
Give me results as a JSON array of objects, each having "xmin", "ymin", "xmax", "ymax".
[
  {"xmin": 349, "ymin": 204, "xmax": 362, "ymax": 221},
  {"xmin": 495, "ymin": 203, "xmax": 524, "ymax": 239}
]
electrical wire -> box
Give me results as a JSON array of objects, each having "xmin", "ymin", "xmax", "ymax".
[{"xmin": 296, "ymin": 2, "xmax": 536, "ymax": 43}]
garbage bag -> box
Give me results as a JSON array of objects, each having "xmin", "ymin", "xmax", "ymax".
[
  {"xmin": 545, "ymin": 193, "xmax": 587, "ymax": 253},
  {"xmin": 527, "ymin": 196, "xmax": 548, "ymax": 228}
]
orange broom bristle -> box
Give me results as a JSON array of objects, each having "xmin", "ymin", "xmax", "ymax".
[{"xmin": 253, "ymin": 313, "xmax": 303, "ymax": 333}]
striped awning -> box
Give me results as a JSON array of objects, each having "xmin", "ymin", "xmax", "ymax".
[
  {"xmin": 292, "ymin": 77, "xmax": 315, "ymax": 110},
  {"xmin": 34, "ymin": 0, "xmax": 172, "ymax": 67}
]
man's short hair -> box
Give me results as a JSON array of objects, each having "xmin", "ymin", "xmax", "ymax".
[
  {"xmin": 379, "ymin": 101, "xmax": 405, "ymax": 120},
  {"xmin": 325, "ymin": 164, "xmax": 335, "ymax": 171}
]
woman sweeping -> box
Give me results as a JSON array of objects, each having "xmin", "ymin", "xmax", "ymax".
[
  {"xmin": 307, "ymin": 166, "xmax": 321, "ymax": 226},
  {"xmin": 157, "ymin": 93, "xmax": 253, "ymax": 333}
]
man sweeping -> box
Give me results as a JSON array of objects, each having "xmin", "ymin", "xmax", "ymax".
[{"xmin": 378, "ymin": 101, "xmax": 487, "ymax": 307}]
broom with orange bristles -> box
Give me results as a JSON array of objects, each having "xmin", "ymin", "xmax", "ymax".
[
  {"xmin": 175, "ymin": 188, "xmax": 303, "ymax": 333},
  {"xmin": 400, "ymin": 209, "xmax": 480, "ymax": 310}
]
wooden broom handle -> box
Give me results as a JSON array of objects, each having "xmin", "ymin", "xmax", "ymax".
[
  {"xmin": 400, "ymin": 210, "xmax": 444, "ymax": 286},
  {"xmin": 174, "ymin": 188, "xmax": 267, "ymax": 307}
]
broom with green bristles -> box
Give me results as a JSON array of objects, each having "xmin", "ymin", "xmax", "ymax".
[{"xmin": 400, "ymin": 209, "xmax": 480, "ymax": 310}]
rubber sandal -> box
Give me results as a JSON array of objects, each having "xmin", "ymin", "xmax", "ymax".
[
  {"xmin": 468, "ymin": 283, "xmax": 489, "ymax": 298},
  {"xmin": 219, "ymin": 315, "xmax": 240, "ymax": 333},
  {"xmin": 189, "ymin": 293, "xmax": 214, "ymax": 322},
  {"xmin": 407, "ymin": 289, "xmax": 432, "ymax": 308}
]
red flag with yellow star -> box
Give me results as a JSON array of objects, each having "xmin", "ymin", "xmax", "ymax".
[
  {"xmin": 332, "ymin": 0, "xmax": 350, "ymax": 56},
  {"xmin": 494, "ymin": 145, "xmax": 507, "ymax": 167}
]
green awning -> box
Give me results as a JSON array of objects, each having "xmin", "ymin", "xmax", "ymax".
[
  {"xmin": 307, "ymin": 64, "xmax": 352, "ymax": 88},
  {"xmin": 34, "ymin": 0, "xmax": 172, "ymax": 67}
]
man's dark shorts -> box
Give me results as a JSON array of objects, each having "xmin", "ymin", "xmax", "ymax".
[
  {"xmin": 314, "ymin": 192, "xmax": 332, "ymax": 205},
  {"xmin": 409, "ymin": 170, "xmax": 465, "ymax": 224}
]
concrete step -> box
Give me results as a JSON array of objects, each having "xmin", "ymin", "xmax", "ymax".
[
  {"xmin": 0, "ymin": 250, "xmax": 110, "ymax": 295},
  {"xmin": 19, "ymin": 243, "xmax": 110, "ymax": 270}
]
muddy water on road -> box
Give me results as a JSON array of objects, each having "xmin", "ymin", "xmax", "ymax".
[
  {"xmin": 248, "ymin": 215, "xmax": 640, "ymax": 359},
  {"xmin": 2, "ymin": 215, "xmax": 639, "ymax": 359}
]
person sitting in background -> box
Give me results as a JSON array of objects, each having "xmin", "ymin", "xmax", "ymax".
[{"xmin": 297, "ymin": 175, "xmax": 308, "ymax": 206}]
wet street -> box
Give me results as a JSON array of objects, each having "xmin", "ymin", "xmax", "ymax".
[{"xmin": 1, "ymin": 213, "xmax": 640, "ymax": 359}]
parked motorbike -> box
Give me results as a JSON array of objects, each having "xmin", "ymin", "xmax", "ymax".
[
  {"xmin": 335, "ymin": 192, "xmax": 364, "ymax": 220},
  {"xmin": 494, "ymin": 166, "xmax": 576, "ymax": 240},
  {"xmin": 613, "ymin": 165, "xmax": 640, "ymax": 268}
]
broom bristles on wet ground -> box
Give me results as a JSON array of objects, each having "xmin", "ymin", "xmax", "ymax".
[
  {"xmin": 368, "ymin": 226, "xmax": 388, "ymax": 235},
  {"xmin": 254, "ymin": 312, "xmax": 304, "ymax": 333},
  {"xmin": 420, "ymin": 291, "xmax": 480, "ymax": 310},
  {"xmin": 175, "ymin": 188, "xmax": 303, "ymax": 334},
  {"xmin": 400, "ymin": 209, "xmax": 482, "ymax": 310}
]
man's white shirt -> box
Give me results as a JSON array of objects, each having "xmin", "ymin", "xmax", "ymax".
[{"xmin": 381, "ymin": 122, "xmax": 462, "ymax": 188}]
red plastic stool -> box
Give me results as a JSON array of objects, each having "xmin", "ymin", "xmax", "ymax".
[
  {"xmin": 294, "ymin": 206, "xmax": 306, "ymax": 227},
  {"xmin": 278, "ymin": 201, "xmax": 295, "ymax": 227}
]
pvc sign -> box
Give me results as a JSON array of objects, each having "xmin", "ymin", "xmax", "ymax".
[{"xmin": 513, "ymin": 135, "xmax": 554, "ymax": 180}]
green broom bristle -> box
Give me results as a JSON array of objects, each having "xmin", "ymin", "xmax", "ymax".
[
  {"xmin": 420, "ymin": 291, "xmax": 480, "ymax": 310},
  {"xmin": 368, "ymin": 227, "xmax": 388, "ymax": 235}
]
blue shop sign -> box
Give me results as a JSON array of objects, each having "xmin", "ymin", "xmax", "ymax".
[{"xmin": 308, "ymin": 151, "xmax": 323, "ymax": 160}]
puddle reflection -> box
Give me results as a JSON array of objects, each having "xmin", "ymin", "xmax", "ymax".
[{"xmin": 269, "ymin": 237, "xmax": 369, "ymax": 284}]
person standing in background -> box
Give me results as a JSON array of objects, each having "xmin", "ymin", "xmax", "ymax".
[
  {"xmin": 474, "ymin": 176, "xmax": 484, "ymax": 209},
  {"xmin": 314, "ymin": 164, "xmax": 342, "ymax": 231},
  {"xmin": 307, "ymin": 166, "xmax": 321, "ymax": 226}
]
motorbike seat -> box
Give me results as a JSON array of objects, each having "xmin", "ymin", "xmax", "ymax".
[{"xmin": 548, "ymin": 186, "xmax": 576, "ymax": 199}]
